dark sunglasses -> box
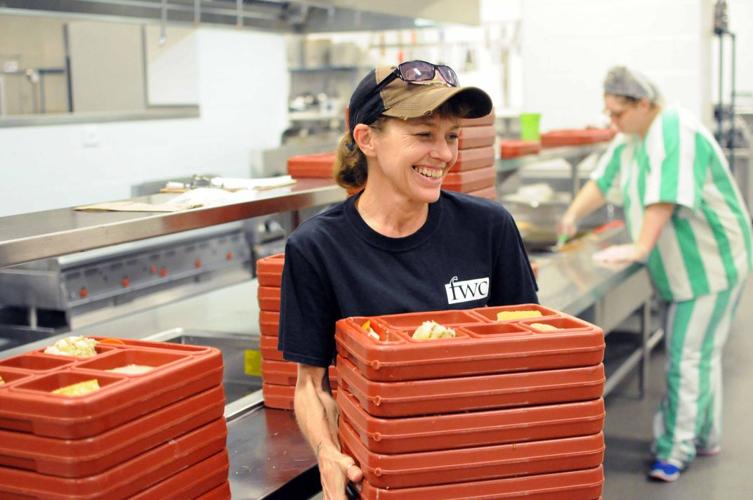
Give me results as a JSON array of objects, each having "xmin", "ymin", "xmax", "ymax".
[{"xmin": 375, "ymin": 60, "xmax": 459, "ymax": 93}]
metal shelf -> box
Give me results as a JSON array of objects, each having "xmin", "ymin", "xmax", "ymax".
[{"xmin": 0, "ymin": 178, "xmax": 346, "ymax": 269}]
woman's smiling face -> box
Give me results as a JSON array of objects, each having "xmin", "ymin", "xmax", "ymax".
[{"xmin": 368, "ymin": 114, "xmax": 461, "ymax": 204}]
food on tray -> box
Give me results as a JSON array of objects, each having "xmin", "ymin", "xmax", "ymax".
[
  {"xmin": 412, "ymin": 321, "xmax": 456, "ymax": 340},
  {"xmin": 107, "ymin": 364, "xmax": 154, "ymax": 375},
  {"xmin": 98, "ymin": 337, "xmax": 126, "ymax": 345},
  {"xmin": 361, "ymin": 320, "xmax": 380, "ymax": 341},
  {"xmin": 52, "ymin": 379, "xmax": 100, "ymax": 397},
  {"xmin": 496, "ymin": 310, "xmax": 543, "ymax": 321},
  {"xmin": 44, "ymin": 336, "xmax": 98, "ymax": 358},
  {"xmin": 530, "ymin": 322, "xmax": 559, "ymax": 332},
  {"xmin": 0, "ymin": 375, "xmax": 4, "ymax": 385}
]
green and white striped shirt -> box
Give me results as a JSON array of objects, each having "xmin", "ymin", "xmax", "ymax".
[{"xmin": 591, "ymin": 107, "xmax": 753, "ymax": 301}]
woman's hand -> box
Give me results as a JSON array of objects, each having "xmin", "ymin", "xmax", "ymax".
[
  {"xmin": 557, "ymin": 212, "xmax": 578, "ymax": 239},
  {"xmin": 592, "ymin": 243, "xmax": 648, "ymax": 264},
  {"xmin": 318, "ymin": 445, "xmax": 363, "ymax": 500}
]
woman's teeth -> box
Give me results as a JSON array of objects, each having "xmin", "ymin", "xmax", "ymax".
[{"xmin": 413, "ymin": 166, "xmax": 443, "ymax": 179}]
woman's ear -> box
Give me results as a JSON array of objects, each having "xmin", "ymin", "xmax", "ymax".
[{"xmin": 353, "ymin": 123, "xmax": 377, "ymax": 157}]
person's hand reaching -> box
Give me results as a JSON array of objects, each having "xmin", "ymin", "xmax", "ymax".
[
  {"xmin": 557, "ymin": 212, "xmax": 578, "ymax": 240},
  {"xmin": 592, "ymin": 244, "xmax": 648, "ymax": 265},
  {"xmin": 318, "ymin": 445, "xmax": 363, "ymax": 500}
]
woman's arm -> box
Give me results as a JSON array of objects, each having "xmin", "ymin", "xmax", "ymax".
[
  {"xmin": 295, "ymin": 364, "xmax": 362, "ymax": 500},
  {"xmin": 559, "ymin": 180, "xmax": 609, "ymax": 237}
]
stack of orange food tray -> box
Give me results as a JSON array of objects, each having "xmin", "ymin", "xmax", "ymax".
[
  {"xmin": 540, "ymin": 128, "xmax": 616, "ymax": 148},
  {"xmin": 444, "ymin": 111, "xmax": 497, "ymax": 201},
  {"xmin": 334, "ymin": 304, "xmax": 606, "ymax": 499},
  {"xmin": 256, "ymin": 253, "xmax": 337, "ymax": 410},
  {"xmin": 287, "ymin": 152, "xmax": 336, "ymax": 179},
  {"xmin": 499, "ymin": 139, "xmax": 542, "ymax": 159},
  {"xmin": 0, "ymin": 337, "xmax": 230, "ymax": 499}
]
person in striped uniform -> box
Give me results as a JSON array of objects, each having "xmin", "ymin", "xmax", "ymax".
[{"xmin": 559, "ymin": 66, "xmax": 752, "ymax": 482}]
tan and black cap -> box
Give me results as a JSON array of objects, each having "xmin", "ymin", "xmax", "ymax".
[{"xmin": 347, "ymin": 63, "xmax": 493, "ymax": 136}]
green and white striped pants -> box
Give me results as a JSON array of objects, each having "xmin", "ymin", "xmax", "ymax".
[{"xmin": 652, "ymin": 282, "xmax": 746, "ymax": 467}]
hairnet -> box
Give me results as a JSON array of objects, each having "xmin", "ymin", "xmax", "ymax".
[{"xmin": 603, "ymin": 66, "xmax": 661, "ymax": 103}]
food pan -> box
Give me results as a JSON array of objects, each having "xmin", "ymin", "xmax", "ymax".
[
  {"xmin": 340, "ymin": 419, "xmax": 604, "ymax": 489},
  {"xmin": 0, "ymin": 385, "xmax": 224, "ymax": 477},
  {"xmin": 358, "ymin": 466, "xmax": 603, "ymax": 499},
  {"xmin": 0, "ymin": 418, "xmax": 227, "ymax": 499},
  {"xmin": 259, "ymin": 311, "xmax": 280, "ymax": 337},
  {"xmin": 458, "ymin": 125, "xmax": 495, "ymax": 149},
  {"xmin": 449, "ymin": 146, "xmax": 495, "ymax": 172},
  {"xmin": 258, "ymin": 286, "xmax": 281, "ymax": 312},
  {"xmin": 256, "ymin": 253, "xmax": 284, "ymax": 287},
  {"xmin": 337, "ymin": 356, "xmax": 605, "ymax": 417},
  {"xmin": 338, "ymin": 389, "xmax": 604, "ymax": 454},
  {"xmin": 261, "ymin": 359, "xmax": 337, "ymax": 387},
  {"xmin": 287, "ymin": 152, "xmax": 336, "ymax": 178},
  {"xmin": 0, "ymin": 341, "xmax": 223, "ymax": 438},
  {"xmin": 335, "ymin": 313, "xmax": 604, "ymax": 381},
  {"xmin": 442, "ymin": 166, "xmax": 496, "ymax": 192},
  {"xmin": 131, "ymin": 450, "xmax": 229, "ymax": 500}
]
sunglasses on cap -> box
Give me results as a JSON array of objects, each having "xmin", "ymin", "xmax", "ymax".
[{"xmin": 375, "ymin": 60, "xmax": 459, "ymax": 94}]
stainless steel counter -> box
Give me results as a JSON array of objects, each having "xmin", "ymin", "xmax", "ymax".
[{"xmin": 0, "ymin": 179, "xmax": 345, "ymax": 268}]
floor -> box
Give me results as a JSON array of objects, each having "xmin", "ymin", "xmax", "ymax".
[{"xmin": 603, "ymin": 275, "xmax": 753, "ymax": 499}]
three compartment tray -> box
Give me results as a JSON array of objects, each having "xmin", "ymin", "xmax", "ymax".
[
  {"xmin": 335, "ymin": 304, "xmax": 605, "ymax": 382},
  {"xmin": 358, "ymin": 465, "xmax": 603, "ymax": 500},
  {"xmin": 338, "ymin": 389, "xmax": 604, "ymax": 454},
  {"xmin": 258, "ymin": 286, "xmax": 281, "ymax": 312},
  {"xmin": 256, "ymin": 253, "xmax": 284, "ymax": 287},
  {"xmin": 0, "ymin": 337, "xmax": 223, "ymax": 438},
  {"xmin": 457, "ymin": 125, "xmax": 495, "ymax": 149},
  {"xmin": 340, "ymin": 418, "xmax": 604, "ymax": 489},
  {"xmin": 261, "ymin": 359, "xmax": 337, "ymax": 387},
  {"xmin": 449, "ymin": 146, "xmax": 495, "ymax": 172},
  {"xmin": 130, "ymin": 449, "xmax": 229, "ymax": 500}
]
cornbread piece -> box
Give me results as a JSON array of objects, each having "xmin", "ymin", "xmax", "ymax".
[
  {"xmin": 529, "ymin": 322, "xmax": 559, "ymax": 332},
  {"xmin": 496, "ymin": 310, "xmax": 543, "ymax": 321},
  {"xmin": 361, "ymin": 320, "xmax": 380, "ymax": 340},
  {"xmin": 0, "ymin": 375, "xmax": 4, "ymax": 385},
  {"xmin": 412, "ymin": 321, "xmax": 456, "ymax": 341},
  {"xmin": 52, "ymin": 379, "xmax": 100, "ymax": 397},
  {"xmin": 107, "ymin": 364, "xmax": 154, "ymax": 375},
  {"xmin": 45, "ymin": 336, "xmax": 98, "ymax": 358}
]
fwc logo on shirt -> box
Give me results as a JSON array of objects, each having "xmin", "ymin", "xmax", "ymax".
[{"xmin": 445, "ymin": 276, "xmax": 490, "ymax": 304}]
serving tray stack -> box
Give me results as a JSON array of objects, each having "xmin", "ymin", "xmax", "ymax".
[
  {"xmin": 335, "ymin": 304, "xmax": 606, "ymax": 499},
  {"xmin": 0, "ymin": 338, "xmax": 230, "ymax": 499},
  {"xmin": 256, "ymin": 253, "xmax": 337, "ymax": 410},
  {"xmin": 445, "ymin": 111, "xmax": 497, "ymax": 201}
]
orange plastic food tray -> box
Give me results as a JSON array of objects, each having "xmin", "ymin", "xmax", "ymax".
[
  {"xmin": 263, "ymin": 383, "xmax": 338, "ymax": 411},
  {"xmin": 197, "ymin": 482, "xmax": 232, "ymax": 500},
  {"xmin": 258, "ymin": 286, "xmax": 281, "ymax": 312},
  {"xmin": 358, "ymin": 466, "xmax": 603, "ymax": 499},
  {"xmin": 256, "ymin": 253, "xmax": 284, "ymax": 287},
  {"xmin": 442, "ymin": 166, "xmax": 496, "ymax": 192},
  {"xmin": 0, "ymin": 338, "xmax": 223, "ymax": 438},
  {"xmin": 458, "ymin": 125, "xmax": 495, "ymax": 149},
  {"xmin": 0, "ymin": 384, "xmax": 224, "ymax": 477},
  {"xmin": 449, "ymin": 146, "xmax": 495, "ymax": 172},
  {"xmin": 335, "ymin": 306, "xmax": 604, "ymax": 381},
  {"xmin": 338, "ymin": 389, "xmax": 604, "ymax": 454},
  {"xmin": 260, "ymin": 334, "xmax": 284, "ymax": 361},
  {"xmin": 500, "ymin": 139, "xmax": 542, "ymax": 159},
  {"xmin": 340, "ymin": 419, "xmax": 604, "ymax": 489},
  {"xmin": 337, "ymin": 355, "xmax": 605, "ymax": 418},
  {"xmin": 540, "ymin": 128, "xmax": 616, "ymax": 148},
  {"xmin": 466, "ymin": 185, "xmax": 497, "ymax": 201},
  {"xmin": 131, "ymin": 450, "xmax": 229, "ymax": 500},
  {"xmin": 287, "ymin": 152, "xmax": 336, "ymax": 178},
  {"xmin": 259, "ymin": 311, "xmax": 280, "ymax": 337},
  {"xmin": 261, "ymin": 359, "xmax": 337, "ymax": 387},
  {"xmin": 459, "ymin": 111, "xmax": 495, "ymax": 127},
  {"xmin": 0, "ymin": 418, "xmax": 227, "ymax": 499}
]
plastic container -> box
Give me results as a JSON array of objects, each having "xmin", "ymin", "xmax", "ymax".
[
  {"xmin": 358, "ymin": 466, "xmax": 603, "ymax": 499},
  {"xmin": 258, "ymin": 286, "xmax": 281, "ymax": 312},
  {"xmin": 442, "ymin": 166, "xmax": 496, "ymax": 192},
  {"xmin": 0, "ymin": 418, "xmax": 227, "ymax": 499},
  {"xmin": 449, "ymin": 146, "xmax": 495, "ymax": 172},
  {"xmin": 340, "ymin": 419, "xmax": 604, "ymax": 489},
  {"xmin": 338, "ymin": 389, "xmax": 604, "ymax": 454},
  {"xmin": 335, "ymin": 311, "xmax": 604, "ymax": 381},
  {"xmin": 336, "ymin": 355, "xmax": 605, "ymax": 417},
  {"xmin": 466, "ymin": 185, "xmax": 497, "ymax": 201},
  {"xmin": 459, "ymin": 110, "xmax": 495, "ymax": 127},
  {"xmin": 458, "ymin": 125, "xmax": 495, "ymax": 149},
  {"xmin": 260, "ymin": 334, "xmax": 284, "ymax": 361},
  {"xmin": 500, "ymin": 139, "xmax": 542, "ymax": 159},
  {"xmin": 262, "ymin": 359, "xmax": 337, "ymax": 387},
  {"xmin": 197, "ymin": 482, "xmax": 232, "ymax": 500},
  {"xmin": 519, "ymin": 113, "xmax": 541, "ymax": 141},
  {"xmin": 287, "ymin": 152, "xmax": 336, "ymax": 178},
  {"xmin": 263, "ymin": 383, "xmax": 338, "ymax": 411},
  {"xmin": 0, "ymin": 339, "xmax": 223, "ymax": 438},
  {"xmin": 256, "ymin": 253, "xmax": 284, "ymax": 287},
  {"xmin": 131, "ymin": 450, "xmax": 229, "ymax": 500},
  {"xmin": 259, "ymin": 311, "xmax": 280, "ymax": 337},
  {"xmin": 0, "ymin": 384, "xmax": 224, "ymax": 477},
  {"xmin": 540, "ymin": 128, "xmax": 616, "ymax": 148}
]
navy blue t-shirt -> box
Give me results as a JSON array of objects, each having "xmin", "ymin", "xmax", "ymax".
[{"xmin": 278, "ymin": 190, "xmax": 538, "ymax": 367}]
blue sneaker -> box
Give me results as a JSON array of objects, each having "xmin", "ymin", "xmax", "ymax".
[{"xmin": 648, "ymin": 460, "xmax": 681, "ymax": 482}]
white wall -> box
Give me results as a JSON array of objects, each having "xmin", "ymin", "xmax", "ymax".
[
  {"xmin": 520, "ymin": 0, "xmax": 713, "ymax": 130},
  {"xmin": 712, "ymin": 0, "xmax": 753, "ymax": 107},
  {"xmin": 146, "ymin": 25, "xmax": 199, "ymax": 105},
  {"xmin": 0, "ymin": 27, "xmax": 289, "ymax": 217}
]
